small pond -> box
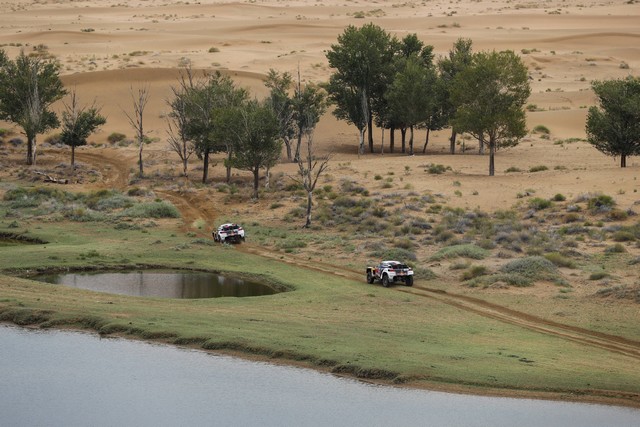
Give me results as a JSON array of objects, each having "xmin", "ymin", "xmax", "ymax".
[{"xmin": 33, "ymin": 270, "xmax": 278, "ymax": 299}]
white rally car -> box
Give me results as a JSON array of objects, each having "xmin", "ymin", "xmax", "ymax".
[
  {"xmin": 366, "ymin": 260, "xmax": 414, "ymax": 287},
  {"xmin": 212, "ymin": 223, "xmax": 245, "ymax": 244}
]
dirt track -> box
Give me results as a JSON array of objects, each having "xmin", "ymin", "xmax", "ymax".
[{"xmin": 68, "ymin": 149, "xmax": 640, "ymax": 368}]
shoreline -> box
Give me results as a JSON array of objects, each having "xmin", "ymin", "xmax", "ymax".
[{"xmin": 3, "ymin": 320, "xmax": 639, "ymax": 410}]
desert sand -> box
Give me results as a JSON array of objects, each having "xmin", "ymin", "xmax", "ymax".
[{"xmin": 0, "ymin": 0, "xmax": 638, "ymax": 211}]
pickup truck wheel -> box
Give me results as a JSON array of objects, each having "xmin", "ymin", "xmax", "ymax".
[
  {"xmin": 405, "ymin": 276, "xmax": 413, "ymax": 287},
  {"xmin": 366, "ymin": 271, "xmax": 374, "ymax": 284},
  {"xmin": 382, "ymin": 274, "xmax": 390, "ymax": 288}
]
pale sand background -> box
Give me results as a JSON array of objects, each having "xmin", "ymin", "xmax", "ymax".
[{"xmin": 1, "ymin": 0, "xmax": 639, "ymax": 211}]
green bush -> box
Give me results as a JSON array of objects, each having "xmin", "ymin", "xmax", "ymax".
[
  {"xmin": 118, "ymin": 201, "xmax": 180, "ymax": 219},
  {"xmin": 529, "ymin": 197, "xmax": 552, "ymax": 210},
  {"xmin": 605, "ymin": 243, "xmax": 626, "ymax": 254},
  {"xmin": 425, "ymin": 163, "xmax": 451, "ymax": 174},
  {"xmin": 430, "ymin": 244, "xmax": 489, "ymax": 261},
  {"xmin": 461, "ymin": 265, "xmax": 488, "ymax": 281},
  {"xmin": 589, "ymin": 272, "xmax": 609, "ymax": 280},
  {"xmin": 543, "ymin": 252, "xmax": 576, "ymax": 268},
  {"xmin": 552, "ymin": 193, "xmax": 566, "ymax": 201},
  {"xmin": 532, "ymin": 125, "xmax": 550, "ymax": 134},
  {"xmin": 505, "ymin": 166, "xmax": 521, "ymax": 173},
  {"xmin": 501, "ymin": 256, "xmax": 559, "ymax": 280},
  {"xmin": 107, "ymin": 132, "xmax": 127, "ymax": 144},
  {"xmin": 529, "ymin": 165, "xmax": 548, "ymax": 173},
  {"xmin": 587, "ymin": 194, "xmax": 615, "ymax": 210},
  {"xmin": 612, "ymin": 230, "xmax": 635, "ymax": 242}
]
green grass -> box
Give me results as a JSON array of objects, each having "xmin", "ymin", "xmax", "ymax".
[{"xmin": 1, "ymin": 194, "xmax": 640, "ymax": 404}]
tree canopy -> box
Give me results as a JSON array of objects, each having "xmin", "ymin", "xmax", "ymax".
[
  {"xmin": 451, "ymin": 50, "xmax": 530, "ymax": 176},
  {"xmin": 586, "ymin": 77, "xmax": 640, "ymax": 167},
  {"xmin": 60, "ymin": 90, "xmax": 106, "ymax": 167},
  {"xmin": 0, "ymin": 49, "xmax": 66, "ymax": 165}
]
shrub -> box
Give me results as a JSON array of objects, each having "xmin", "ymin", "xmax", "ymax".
[
  {"xmin": 430, "ymin": 244, "xmax": 489, "ymax": 261},
  {"xmin": 501, "ymin": 256, "xmax": 559, "ymax": 280},
  {"xmin": 529, "ymin": 197, "xmax": 552, "ymax": 210},
  {"xmin": 608, "ymin": 209, "xmax": 628, "ymax": 221},
  {"xmin": 461, "ymin": 265, "xmax": 488, "ymax": 281},
  {"xmin": 604, "ymin": 243, "xmax": 626, "ymax": 254},
  {"xmin": 543, "ymin": 252, "xmax": 576, "ymax": 268},
  {"xmin": 529, "ymin": 165, "xmax": 548, "ymax": 173},
  {"xmin": 425, "ymin": 163, "xmax": 451, "ymax": 174},
  {"xmin": 589, "ymin": 272, "xmax": 609, "ymax": 280},
  {"xmin": 505, "ymin": 166, "xmax": 521, "ymax": 173},
  {"xmin": 369, "ymin": 247, "xmax": 417, "ymax": 262},
  {"xmin": 587, "ymin": 194, "xmax": 615, "ymax": 210},
  {"xmin": 118, "ymin": 201, "xmax": 180, "ymax": 219},
  {"xmin": 552, "ymin": 193, "xmax": 566, "ymax": 202},
  {"xmin": 208, "ymin": 47, "xmax": 220, "ymax": 53},
  {"xmin": 612, "ymin": 231, "xmax": 635, "ymax": 242},
  {"xmin": 532, "ymin": 125, "xmax": 550, "ymax": 134},
  {"xmin": 107, "ymin": 132, "xmax": 127, "ymax": 144}
]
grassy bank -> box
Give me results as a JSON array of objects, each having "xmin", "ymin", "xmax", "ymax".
[{"xmin": 1, "ymin": 217, "xmax": 640, "ymax": 406}]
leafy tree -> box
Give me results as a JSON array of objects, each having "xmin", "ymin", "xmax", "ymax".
[
  {"xmin": 264, "ymin": 69, "xmax": 295, "ymax": 162},
  {"xmin": 438, "ymin": 38, "xmax": 474, "ymax": 154},
  {"xmin": 586, "ymin": 77, "xmax": 640, "ymax": 167},
  {"xmin": 385, "ymin": 56, "xmax": 437, "ymax": 155},
  {"xmin": 124, "ymin": 85, "xmax": 150, "ymax": 176},
  {"xmin": 179, "ymin": 71, "xmax": 248, "ymax": 183},
  {"xmin": 226, "ymin": 100, "xmax": 281, "ymax": 199},
  {"xmin": 0, "ymin": 49, "xmax": 66, "ymax": 165},
  {"xmin": 60, "ymin": 90, "xmax": 106, "ymax": 167},
  {"xmin": 451, "ymin": 50, "xmax": 530, "ymax": 176},
  {"xmin": 326, "ymin": 23, "xmax": 396, "ymax": 153}
]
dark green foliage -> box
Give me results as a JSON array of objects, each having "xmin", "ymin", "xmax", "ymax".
[
  {"xmin": 60, "ymin": 91, "xmax": 106, "ymax": 166},
  {"xmin": 107, "ymin": 132, "xmax": 127, "ymax": 144},
  {"xmin": 552, "ymin": 193, "xmax": 566, "ymax": 202},
  {"xmin": 586, "ymin": 77, "xmax": 640, "ymax": 167},
  {"xmin": 451, "ymin": 50, "xmax": 531, "ymax": 176},
  {"xmin": 528, "ymin": 197, "xmax": 552, "ymax": 210},
  {"xmin": 0, "ymin": 49, "xmax": 67, "ymax": 164}
]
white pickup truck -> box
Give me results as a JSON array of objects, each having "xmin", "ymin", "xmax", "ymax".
[{"xmin": 366, "ymin": 261, "xmax": 414, "ymax": 287}]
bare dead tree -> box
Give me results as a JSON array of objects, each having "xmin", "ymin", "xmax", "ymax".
[
  {"xmin": 124, "ymin": 85, "xmax": 150, "ymax": 176},
  {"xmin": 167, "ymin": 72, "xmax": 195, "ymax": 177},
  {"xmin": 291, "ymin": 115, "xmax": 330, "ymax": 228}
]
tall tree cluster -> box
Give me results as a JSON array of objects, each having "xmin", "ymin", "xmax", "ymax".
[{"xmin": 325, "ymin": 25, "xmax": 531, "ymax": 174}]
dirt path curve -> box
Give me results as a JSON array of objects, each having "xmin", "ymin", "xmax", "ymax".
[
  {"xmin": 398, "ymin": 285, "xmax": 640, "ymax": 361},
  {"xmin": 72, "ymin": 149, "xmax": 640, "ymax": 364}
]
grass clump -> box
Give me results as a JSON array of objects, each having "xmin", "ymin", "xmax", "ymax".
[
  {"xmin": 461, "ymin": 265, "xmax": 488, "ymax": 281},
  {"xmin": 529, "ymin": 197, "xmax": 552, "ymax": 210},
  {"xmin": 107, "ymin": 132, "xmax": 127, "ymax": 144},
  {"xmin": 529, "ymin": 165, "xmax": 549, "ymax": 173},
  {"xmin": 430, "ymin": 244, "xmax": 489, "ymax": 261},
  {"xmin": 543, "ymin": 252, "xmax": 576, "ymax": 268},
  {"xmin": 466, "ymin": 256, "xmax": 567, "ymax": 286},
  {"xmin": 424, "ymin": 163, "xmax": 451, "ymax": 174},
  {"xmin": 118, "ymin": 201, "xmax": 180, "ymax": 219}
]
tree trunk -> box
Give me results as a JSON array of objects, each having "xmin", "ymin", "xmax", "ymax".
[
  {"xmin": 294, "ymin": 132, "xmax": 303, "ymax": 162},
  {"xmin": 226, "ymin": 150, "xmax": 232, "ymax": 183},
  {"xmin": 138, "ymin": 139, "xmax": 144, "ymax": 176},
  {"xmin": 400, "ymin": 128, "xmax": 407, "ymax": 153},
  {"xmin": 450, "ymin": 130, "xmax": 457, "ymax": 154},
  {"xmin": 252, "ymin": 167, "xmax": 260, "ymax": 199},
  {"xmin": 380, "ymin": 127, "xmax": 384, "ymax": 155},
  {"xmin": 182, "ymin": 157, "xmax": 188, "ymax": 177},
  {"xmin": 304, "ymin": 190, "xmax": 313, "ymax": 228},
  {"xmin": 489, "ymin": 139, "xmax": 495, "ymax": 176},
  {"xmin": 422, "ymin": 128, "xmax": 431, "ymax": 154},
  {"xmin": 27, "ymin": 137, "xmax": 34, "ymax": 165},
  {"xmin": 409, "ymin": 126, "xmax": 414, "ymax": 156},
  {"xmin": 390, "ymin": 126, "xmax": 395, "ymax": 153},
  {"xmin": 358, "ymin": 127, "xmax": 366, "ymax": 155},
  {"xmin": 71, "ymin": 146, "xmax": 76, "ymax": 168},
  {"xmin": 368, "ymin": 112, "xmax": 374, "ymax": 153},
  {"xmin": 202, "ymin": 151, "xmax": 209, "ymax": 184},
  {"xmin": 621, "ymin": 155, "xmax": 627, "ymax": 168},
  {"xmin": 478, "ymin": 136, "xmax": 484, "ymax": 155},
  {"xmin": 284, "ymin": 137, "xmax": 292, "ymax": 162}
]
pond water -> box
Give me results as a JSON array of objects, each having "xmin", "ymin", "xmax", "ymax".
[
  {"xmin": 1, "ymin": 325, "xmax": 638, "ymax": 427},
  {"xmin": 33, "ymin": 270, "xmax": 277, "ymax": 299}
]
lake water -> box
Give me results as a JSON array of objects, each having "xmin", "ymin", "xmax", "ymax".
[
  {"xmin": 33, "ymin": 270, "xmax": 277, "ymax": 298},
  {"xmin": 1, "ymin": 325, "xmax": 638, "ymax": 427}
]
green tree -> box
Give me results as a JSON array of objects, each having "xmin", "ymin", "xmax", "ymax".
[
  {"xmin": 438, "ymin": 38, "xmax": 474, "ymax": 154},
  {"xmin": 0, "ymin": 49, "xmax": 66, "ymax": 165},
  {"xmin": 264, "ymin": 69, "xmax": 295, "ymax": 162},
  {"xmin": 586, "ymin": 77, "xmax": 640, "ymax": 167},
  {"xmin": 167, "ymin": 70, "xmax": 196, "ymax": 177},
  {"xmin": 178, "ymin": 71, "xmax": 248, "ymax": 183},
  {"xmin": 60, "ymin": 90, "xmax": 106, "ymax": 167},
  {"xmin": 451, "ymin": 50, "xmax": 530, "ymax": 176},
  {"xmin": 385, "ymin": 56, "xmax": 437, "ymax": 155},
  {"xmin": 326, "ymin": 23, "xmax": 396, "ymax": 153},
  {"xmin": 226, "ymin": 100, "xmax": 281, "ymax": 199}
]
